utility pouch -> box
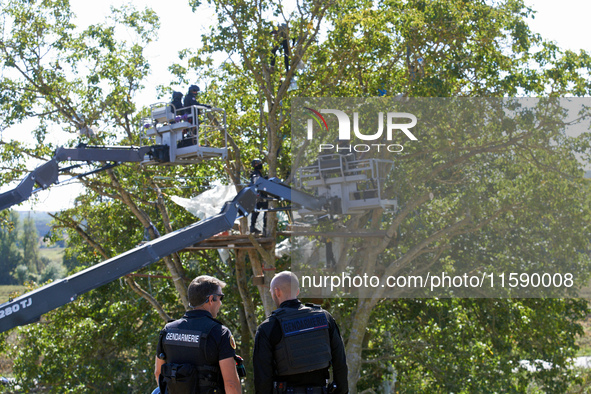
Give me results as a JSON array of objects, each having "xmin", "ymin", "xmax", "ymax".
[
  {"xmin": 161, "ymin": 363, "xmax": 198, "ymax": 394},
  {"xmin": 235, "ymin": 355, "xmax": 247, "ymax": 378}
]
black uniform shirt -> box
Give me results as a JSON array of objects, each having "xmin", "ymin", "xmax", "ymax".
[
  {"xmin": 183, "ymin": 94, "xmax": 208, "ymax": 109},
  {"xmin": 253, "ymin": 299, "xmax": 348, "ymax": 394},
  {"xmin": 250, "ymin": 168, "xmax": 263, "ymax": 184},
  {"xmin": 157, "ymin": 310, "xmax": 236, "ymax": 365}
]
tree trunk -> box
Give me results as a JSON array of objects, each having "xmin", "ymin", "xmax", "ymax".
[
  {"xmin": 345, "ymin": 299, "xmax": 375, "ymax": 393},
  {"xmin": 235, "ymin": 249, "xmax": 258, "ymax": 339},
  {"xmin": 236, "ymin": 303, "xmax": 254, "ymax": 393},
  {"xmin": 247, "ymin": 248, "xmax": 275, "ymax": 316},
  {"xmin": 106, "ymin": 169, "xmax": 189, "ymax": 310}
]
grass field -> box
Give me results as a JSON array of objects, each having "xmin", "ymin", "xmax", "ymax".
[
  {"xmin": 0, "ymin": 285, "xmax": 27, "ymax": 304},
  {"xmin": 39, "ymin": 246, "xmax": 64, "ymax": 263},
  {"xmin": 0, "ymin": 247, "xmax": 63, "ymax": 304}
]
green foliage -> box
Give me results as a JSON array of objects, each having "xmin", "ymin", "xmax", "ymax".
[
  {"xmin": 39, "ymin": 260, "xmax": 66, "ymax": 283},
  {"xmin": 20, "ymin": 215, "xmax": 41, "ymax": 276},
  {"xmin": 0, "ymin": 285, "xmax": 27, "ymax": 304},
  {"xmin": 9, "ymin": 281, "xmax": 164, "ymax": 393},
  {"xmin": 0, "ymin": 0, "xmax": 591, "ymax": 393},
  {"xmin": 358, "ymin": 298, "xmax": 589, "ymax": 393},
  {"xmin": 0, "ymin": 211, "xmax": 22, "ymax": 285},
  {"xmin": 0, "ymin": 210, "xmax": 60, "ymax": 285},
  {"xmin": 11, "ymin": 265, "xmax": 35, "ymax": 285},
  {"xmin": 190, "ymin": 0, "xmax": 591, "ymax": 392}
]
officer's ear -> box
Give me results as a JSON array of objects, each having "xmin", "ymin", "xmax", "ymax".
[{"xmin": 273, "ymin": 286, "xmax": 282, "ymax": 299}]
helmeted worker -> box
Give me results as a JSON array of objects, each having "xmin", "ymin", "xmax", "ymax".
[
  {"xmin": 182, "ymin": 84, "xmax": 211, "ymax": 129},
  {"xmin": 253, "ymin": 271, "xmax": 348, "ymax": 394},
  {"xmin": 183, "ymin": 85, "xmax": 211, "ymax": 109},
  {"xmin": 250, "ymin": 159, "xmax": 264, "ymax": 181},
  {"xmin": 155, "ymin": 275, "xmax": 242, "ymax": 394},
  {"xmin": 170, "ymin": 91, "xmax": 184, "ymax": 113}
]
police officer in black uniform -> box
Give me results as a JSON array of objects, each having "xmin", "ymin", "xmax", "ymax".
[
  {"xmin": 183, "ymin": 85, "xmax": 203, "ymax": 108},
  {"xmin": 183, "ymin": 85, "xmax": 212, "ymax": 112},
  {"xmin": 253, "ymin": 271, "xmax": 348, "ymax": 394},
  {"xmin": 170, "ymin": 91, "xmax": 184, "ymax": 114},
  {"xmin": 155, "ymin": 275, "xmax": 242, "ymax": 394}
]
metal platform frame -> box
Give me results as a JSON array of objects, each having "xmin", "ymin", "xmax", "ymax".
[
  {"xmin": 141, "ymin": 102, "xmax": 228, "ymax": 165},
  {"xmin": 296, "ymin": 154, "xmax": 397, "ymax": 214}
]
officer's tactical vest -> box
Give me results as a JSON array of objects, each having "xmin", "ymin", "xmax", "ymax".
[
  {"xmin": 271, "ymin": 304, "xmax": 332, "ymax": 376},
  {"xmin": 159, "ymin": 316, "xmax": 223, "ymax": 394}
]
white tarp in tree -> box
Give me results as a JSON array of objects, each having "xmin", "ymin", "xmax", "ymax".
[
  {"xmin": 170, "ymin": 185, "xmax": 237, "ymax": 264},
  {"xmin": 170, "ymin": 185, "xmax": 237, "ymax": 220}
]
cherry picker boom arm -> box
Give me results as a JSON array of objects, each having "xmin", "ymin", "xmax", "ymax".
[
  {"xmin": 0, "ymin": 144, "xmax": 167, "ymax": 212},
  {"xmin": 0, "ymin": 176, "xmax": 328, "ymax": 333},
  {"xmin": 0, "ymin": 187, "xmax": 255, "ymax": 333}
]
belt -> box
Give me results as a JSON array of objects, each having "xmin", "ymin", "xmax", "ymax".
[{"xmin": 283, "ymin": 386, "xmax": 326, "ymax": 394}]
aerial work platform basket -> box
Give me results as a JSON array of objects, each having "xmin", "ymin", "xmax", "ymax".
[
  {"xmin": 141, "ymin": 103, "xmax": 228, "ymax": 165},
  {"xmin": 296, "ymin": 154, "xmax": 397, "ymax": 214}
]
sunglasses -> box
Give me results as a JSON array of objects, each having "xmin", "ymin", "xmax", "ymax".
[{"xmin": 209, "ymin": 293, "xmax": 224, "ymax": 301}]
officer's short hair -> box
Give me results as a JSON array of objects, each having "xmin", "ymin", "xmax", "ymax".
[
  {"xmin": 271, "ymin": 271, "xmax": 299, "ymax": 299},
  {"xmin": 188, "ymin": 275, "xmax": 226, "ymax": 307}
]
